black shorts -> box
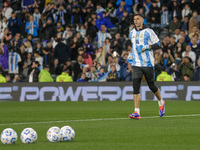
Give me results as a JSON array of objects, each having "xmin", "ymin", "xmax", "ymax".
[{"xmin": 132, "ymin": 66, "xmax": 154, "ymax": 81}]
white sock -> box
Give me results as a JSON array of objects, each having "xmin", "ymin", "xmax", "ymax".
[
  {"xmin": 158, "ymin": 99, "xmax": 164, "ymax": 106},
  {"xmin": 135, "ymin": 108, "xmax": 140, "ymax": 114}
]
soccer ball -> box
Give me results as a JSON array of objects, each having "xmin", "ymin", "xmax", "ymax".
[
  {"xmin": 47, "ymin": 126, "xmax": 61, "ymax": 142},
  {"xmin": 1, "ymin": 128, "xmax": 17, "ymax": 144},
  {"xmin": 20, "ymin": 128, "xmax": 37, "ymax": 144},
  {"xmin": 60, "ymin": 126, "xmax": 75, "ymax": 141}
]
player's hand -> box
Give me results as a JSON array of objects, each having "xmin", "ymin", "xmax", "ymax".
[{"xmin": 136, "ymin": 44, "xmax": 150, "ymax": 53}]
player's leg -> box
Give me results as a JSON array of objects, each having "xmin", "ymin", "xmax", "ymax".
[
  {"xmin": 142, "ymin": 67, "xmax": 165, "ymax": 117},
  {"xmin": 129, "ymin": 66, "xmax": 143, "ymax": 119}
]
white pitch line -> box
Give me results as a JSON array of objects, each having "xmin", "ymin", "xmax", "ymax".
[{"xmin": 0, "ymin": 114, "xmax": 200, "ymax": 126}]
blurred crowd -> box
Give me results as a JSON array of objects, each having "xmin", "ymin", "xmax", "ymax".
[{"xmin": 0, "ymin": 0, "xmax": 200, "ymax": 83}]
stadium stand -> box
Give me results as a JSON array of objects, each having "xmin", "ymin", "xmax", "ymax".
[{"xmin": 0, "ymin": 0, "xmax": 200, "ymax": 83}]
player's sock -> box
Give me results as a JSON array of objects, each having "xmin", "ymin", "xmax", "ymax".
[
  {"xmin": 158, "ymin": 99, "xmax": 164, "ymax": 106},
  {"xmin": 135, "ymin": 108, "xmax": 140, "ymax": 114}
]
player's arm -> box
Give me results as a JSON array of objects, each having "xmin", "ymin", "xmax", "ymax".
[{"xmin": 149, "ymin": 42, "xmax": 161, "ymax": 50}]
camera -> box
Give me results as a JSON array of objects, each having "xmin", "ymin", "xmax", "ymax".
[{"xmin": 172, "ymin": 63, "xmax": 175, "ymax": 68}]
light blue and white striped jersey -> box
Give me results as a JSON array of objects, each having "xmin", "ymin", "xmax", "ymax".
[
  {"xmin": 129, "ymin": 27, "xmax": 159, "ymax": 67},
  {"xmin": 9, "ymin": 52, "xmax": 21, "ymax": 74},
  {"xmin": 97, "ymin": 31, "xmax": 112, "ymax": 48}
]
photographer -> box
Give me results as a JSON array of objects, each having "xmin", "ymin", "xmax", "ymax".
[{"xmin": 166, "ymin": 63, "xmax": 181, "ymax": 81}]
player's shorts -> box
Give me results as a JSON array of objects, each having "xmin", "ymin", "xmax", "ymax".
[{"xmin": 131, "ymin": 66, "xmax": 154, "ymax": 82}]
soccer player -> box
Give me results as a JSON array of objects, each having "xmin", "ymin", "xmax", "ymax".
[{"xmin": 127, "ymin": 14, "xmax": 165, "ymax": 119}]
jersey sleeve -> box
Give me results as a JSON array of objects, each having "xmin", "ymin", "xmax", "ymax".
[{"xmin": 148, "ymin": 29, "xmax": 159, "ymax": 44}]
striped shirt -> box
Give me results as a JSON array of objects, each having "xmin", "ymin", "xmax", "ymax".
[
  {"xmin": 129, "ymin": 27, "xmax": 159, "ymax": 67},
  {"xmin": 9, "ymin": 52, "xmax": 21, "ymax": 74},
  {"xmin": 97, "ymin": 31, "xmax": 112, "ymax": 48}
]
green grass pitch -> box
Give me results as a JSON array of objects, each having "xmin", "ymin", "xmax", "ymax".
[{"xmin": 0, "ymin": 101, "xmax": 200, "ymax": 150}]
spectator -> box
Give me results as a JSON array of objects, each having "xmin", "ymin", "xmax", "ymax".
[
  {"xmin": 25, "ymin": 15, "xmax": 39, "ymax": 37},
  {"xmin": 166, "ymin": 63, "xmax": 181, "ymax": 81},
  {"xmin": 62, "ymin": 60, "xmax": 72, "ymax": 76},
  {"xmin": 19, "ymin": 44, "xmax": 27, "ymax": 74},
  {"xmin": 181, "ymin": 3, "xmax": 191, "ymax": 21},
  {"xmin": 87, "ymin": 19, "xmax": 98, "ymax": 41},
  {"xmin": 183, "ymin": 74, "xmax": 191, "ymax": 81},
  {"xmin": 174, "ymin": 29, "xmax": 181, "ymax": 42},
  {"xmin": 110, "ymin": 33, "xmax": 123, "ymax": 55},
  {"xmin": 63, "ymin": 25, "xmax": 71, "ymax": 40},
  {"xmin": 0, "ymin": 17, "xmax": 8, "ymax": 40},
  {"xmin": 192, "ymin": 58, "xmax": 200, "ymax": 81},
  {"xmin": 96, "ymin": 3, "xmax": 105, "ymax": 14},
  {"xmin": 76, "ymin": 32, "xmax": 83, "ymax": 44},
  {"xmin": 8, "ymin": 33, "xmax": 22, "ymax": 53},
  {"xmin": 116, "ymin": 0, "xmax": 129, "ymax": 22},
  {"xmin": 182, "ymin": 45, "xmax": 196, "ymax": 67},
  {"xmin": 123, "ymin": 63, "xmax": 132, "ymax": 81},
  {"xmin": 33, "ymin": 8, "xmax": 41, "ymax": 26},
  {"xmin": 52, "ymin": 33, "xmax": 66, "ymax": 49},
  {"xmin": 12, "ymin": 74, "xmax": 21, "ymax": 83},
  {"xmin": 2, "ymin": 1, "xmax": 13, "ymax": 19},
  {"xmin": 55, "ymin": 5, "xmax": 67, "ymax": 26},
  {"xmin": 189, "ymin": 26, "xmax": 200, "ymax": 39},
  {"xmin": 107, "ymin": 65, "xmax": 120, "ymax": 81},
  {"xmin": 52, "ymin": 59, "xmax": 62, "ymax": 75},
  {"xmin": 39, "ymin": 65, "xmax": 54, "ymax": 82},
  {"xmin": 34, "ymin": 51, "xmax": 43, "ymax": 67},
  {"xmin": 73, "ymin": 55, "xmax": 84, "ymax": 81},
  {"xmin": 78, "ymin": 47, "xmax": 93, "ymax": 69},
  {"xmin": 56, "ymin": 22, "xmax": 64, "ymax": 35},
  {"xmin": 6, "ymin": 75, "xmax": 11, "ymax": 83},
  {"xmin": 149, "ymin": 1, "xmax": 161, "ymax": 29},
  {"xmin": 70, "ymin": 0, "xmax": 83, "ymax": 25},
  {"xmin": 181, "ymin": 16, "xmax": 189, "ymax": 31},
  {"xmin": 42, "ymin": 48, "xmax": 53, "ymax": 73},
  {"xmin": 119, "ymin": 10, "xmax": 131, "ymax": 35},
  {"xmin": 160, "ymin": 4, "xmax": 170, "ymax": 29},
  {"xmin": 24, "ymin": 40, "xmax": 33, "ymax": 54},
  {"xmin": 189, "ymin": 10, "xmax": 199, "ymax": 34},
  {"xmin": 70, "ymin": 37, "xmax": 81, "ymax": 61},
  {"xmin": 168, "ymin": 36, "xmax": 176, "ymax": 54},
  {"xmin": 28, "ymin": 61, "xmax": 40, "ymax": 82},
  {"xmin": 0, "ymin": 69, "xmax": 6, "ymax": 83},
  {"xmin": 178, "ymin": 56, "xmax": 194, "ymax": 80},
  {"xmin": 97, "ymin": 25, "xmax": 112, "ymax": 48},
  {"xmin": 95, "ymin": 67, "xmax": 105, "ymax": 79},
  {"xmin": 169, "ymin": 1, "xmax": 181, "ymax": 20},
  {"xmin": 108, "ymin": 56, "xmax": 120, "ymax": 72},
  {"xmin": 76, "ymin": 24, "xmax": 86, "ymax": 38},
  {"xmin": 133, "ymin": 3, "xmax": 149, "ymax": 26},
  {"xmin": 174, "ymin": 52, "xmax": 182, "ymax": 66},
  {"xmin": 77, "ymin": 73, "xmax": 87, "ymax": 82},
  {"xmin": 82, "ymin": 37, "xmax": 94, "ymax": 55},
  {"xmin": 7, "ymin": 11, "xmax": 21, "ymax": 37},
  {"xmin": 116, "ymin": 0, "xmax": 133, "ymax": 13},
  {"xmin": 56, "ymin": 69, "xmax": 73, "ymax": 82},
  {"xmin": 164, "ymin": 16, "xmax": 181, "ymax": 32},
  {"xmin": 156, "ymin": 66, "xmax": 173, "ymax": 81},
  {"xmin": 96, "ymin": 12, "xmax": 113, "ymax": 31},
  {"xmin": 106, "ymin": 2, "xmax": 117, "ymax": 24},
  {"xmin": 1, "ymin": 28, "xmax": 12, "ymax": 45},
  {"xmin": 8, "ymin": 50, "xmax": 21, "ymax": 74},
  {"xmin": 22, "ymin": 53, "xmax": 32, "ymax": 77},
  {"xmin": 40, "ymin": 17, "xmax": 56, "ymax": 42},
  {"xmin": 157, "ymin": 50, "xmax": 175, "ymax": 68},
  {"xmin": 119, "ymin": 51, "xmax": 128, "ymax": 80},
  {"xmin": 54, "ymin": 41, "xmax": 71, "ymax": 65},
  {"xmin": 46, "ymin": 41, "xmax": 54, "ymax": 54},
  {"xmin": 95, "ymin": 47, "xmax": 106, "ymax": 66},
  {"xmin": 0, "ymin": 43, "xmax": 9, "ymax": 71}
]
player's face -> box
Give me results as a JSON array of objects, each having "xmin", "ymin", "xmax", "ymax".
[{"xmin": 134, "ymin": 16, "xmax": 144, "ymax": 28}]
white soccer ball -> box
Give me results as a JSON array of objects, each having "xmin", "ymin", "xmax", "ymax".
[
  {"xmin": 20, "ymin": 128, "xmax": 37, "ymax": 144},
  {"xmin": 60, "ymin": 126, "xmax": 75, "ymax": 141},
  {"xmin": 1, "ymin": 128, "xmax": 17, "ymax": 144},
  {"xmin": 47, "ymin": 126, "xmax": 61, "ymax": 142}
]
